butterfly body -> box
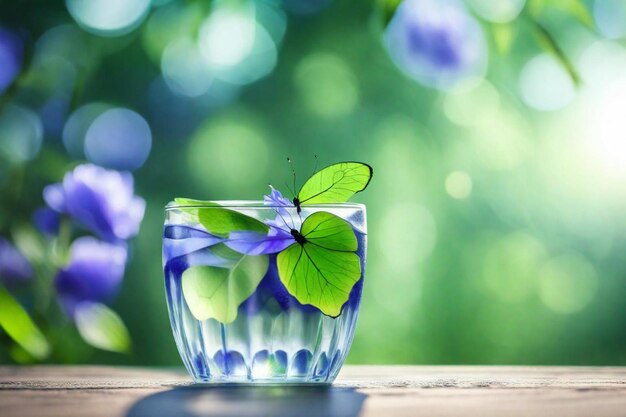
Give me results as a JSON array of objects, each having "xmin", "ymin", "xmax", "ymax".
[
  {"xmin": 290, "ymin": 228, "xmax": 307, "ymax": 245},
  {"xmin": 292, "ymin": 197, "xmax": 301, "ymax": 213}
]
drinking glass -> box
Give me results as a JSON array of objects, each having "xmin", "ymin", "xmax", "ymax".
[{"xmin": 163, "ymin": 201, "xmax": 367, "ymax": 383}]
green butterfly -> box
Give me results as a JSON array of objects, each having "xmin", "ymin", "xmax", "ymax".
[
  {"xmin": 173, "ymin": 160, "xmax": 372, "ymax": 321},
  {"xmin": 277, "ymin": 211, "xmax": 361, "ymax": 317},
  {"xmin": 273, "ymin": 161, "xmax": 372, "ymax": 316},
  {"xmin": 290, "ymin": 161, "xmax": 373, "ymax": 213}
]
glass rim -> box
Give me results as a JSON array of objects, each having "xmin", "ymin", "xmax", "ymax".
[{"xmin": 165, "ymin": 200, "xmax": 366, "ymax": 210}]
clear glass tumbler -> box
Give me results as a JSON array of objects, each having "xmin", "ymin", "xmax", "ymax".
[{"xmin": 163, "ymin": 201, "xmax": 367, "ymax": 383}]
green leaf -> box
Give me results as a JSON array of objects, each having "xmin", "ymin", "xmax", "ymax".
[
  {"xmin": 0, "ymin": 286, "xmax": 50, "ymax": 360},
  {"xmin": 277, "ymin": 212, "xmax": 361, "ymax": 317},
  {"xmin": 182, "ymin": 254, "xmax": 269, "ymax": 323},
  {"xmin": 173, "ymin": 198, "xmax": 219, "ymax": 207},
  {"xmin": 74, "ymin": 302, "xmax": 131, "ymax": 353},
  {"xmin": 173, "ymin": 198, "xmax": 269, "ymax": 237},
  {"xmin": 297, "ymin": 162, "xmax": 373, "ymax": 206}
]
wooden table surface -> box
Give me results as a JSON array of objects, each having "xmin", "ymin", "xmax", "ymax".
[{"xmin": 1, "ymin": 366, "xmax": 625, "ymax": 417}]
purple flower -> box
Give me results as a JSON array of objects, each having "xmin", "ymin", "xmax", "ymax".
[
  {"xmin": 33, "ymin": 207, "xmax": 61, "ymax": 236},
  {"xmin": 0, "ymin": 237, "xmax": 33, "ymax": 286},
  {"xmin": 55, "ymin": 237, "xmax": 127, "ymax": 317},
  {"xmin": 43, "ymin": 164, "xmax": 145, "ymax": 242},
  {"xmin": 163, "ymin": 226, "xmax": 223, "ymax": 262},
  {"xmin": 225, "ymin": 228, "xmax": 294, "ymax": 255},
  {"xmin": 0, "ymin": 28, "xmax": 23, "ymax": 94},
  {"xmin": 384, "ymin": 0, "xmax": 487, "ymax": 89},
  {"xmin": 264, "ymin": 185, "xmax": 292, "ymax": 207},
  {"xmin": 263, "ymin": 186, "xmax": 301, "ymax": 230},
  {"xmin": 223, "ymin": 186, "xmax": 299, "ymax": 255}
]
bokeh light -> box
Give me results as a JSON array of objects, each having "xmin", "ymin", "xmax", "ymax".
[
  {"xmin": 0, "ymin": 28, "xmax": 23, "ymax": 93},
  {"xmin": 66, "ymin": 0, "xmax": 151, "ymax": 36},
  {"xmin": 466, "ymin": 0, "xmax": 525, "ymax": 23},
  {"xmin": 577, "ymin": 41, "xmax": 626, "ymax": 180},
  {"xmin": 147, "ymin": 76, "xmax": 241, "ymax": 141},
  {"xmin": 444, "ymin": 79, "xmax": 500, "ymax": 127},
  {"xmin": 161, "ymin": 37, "xmax": 213, "ymax": 98},
  {"xmin": 379, "ymin": 203, "xmax": 437, "ymax": 270},
  {"xmin": 469, "ymin": 109, "xmax": 533, "ymax": 171},
  {"xmin": 34, "ymin": 25, "xmax": 94, "ymax": 75},
  {"xmin": 198, "ymin": 3, "xmax": 279, "ymax": 85},
  {"xmin": 84, "ymin": 108, "xmax": 152, "ymax": 171},
  {"xmin": 480, "ymin": 232, "xmax": 546, "ymax": 303},
  {"xmin": 199, "ymin": 7, "xmax": 256, "ymax": 68},
  {"xmin": 445, "ymin": 171, "xmax": 472, "ymax": 199},
  {"xmin": 0, "ymin": 105, "xmax": 43, "ymax": 164},
  {"xmin": 294, "ymin": 53, "xmax": 359, "ymax": 118},
  {"xmin": 594, "ymin": 0, "xmax": 626, "ymax": 39},
  {"xmin": 63, "ymin": 103, "xmax": 111, "ymax": 159},
  {"xmin": 186, "ymin": 111, "xmax": 270, "ymax": 194},
  {"xmin": 538, "ymin": 254, "xmax": 598, "ymax": 314},
  {"xmin": 519, "ymin": 54, "xmax": 576, "ymax": 111},
  {"xmin": 39, "ymin": 96, "xmax": 71, "ymax": 138},
  {"xmin": 142, "ymin": 2, "xmax": 204, "ymax": 63}
]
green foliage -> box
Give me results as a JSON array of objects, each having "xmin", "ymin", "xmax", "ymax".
[
  {"xmin": 74, "ymin": 302, "xmax": 131, "ymax": 353},
  {"xmin": 182, "ymin": 254, "xmax": 269, "ymax": 323},
  {"xmin": 174, "ymin": 198, "xmax": 269, "ymax": 237},
  {"xmin": 0, "ymin": 286, "xmax": 50, "ymax": 360},
  {"xmin": 277, "ymin": 212, "xmax": 361, "ymax": 317}
]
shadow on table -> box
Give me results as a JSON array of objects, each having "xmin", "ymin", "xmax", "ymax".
[{"xmin": 126, "ymin": 385, "xmax": 367, "ymax": 417}]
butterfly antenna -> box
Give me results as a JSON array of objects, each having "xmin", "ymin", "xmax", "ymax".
[
  {"xmin": 312, "ymin": 154, "xmax": 319, "ymax": 175},
  {"xmin": 272, "ymin": 207, "xmax": 294, "ymax": 232},
  {"xmin": 287, "ymin": 157, "xmax": 297, "ymax": 196},
  {"xmin": 283, "ymin": 182, "xmax": 296, "ymax": 199}
]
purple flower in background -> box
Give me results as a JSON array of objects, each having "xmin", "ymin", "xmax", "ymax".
[
  {"xmin": 55, "ymin": 237, "xmax": 127, "ymax": 317},
  {"xmin": 43, "ymin": 164, "xmax": 145, "ymax": 242},
  {"xmin": 384, "ymin": 0, "xmax": 487, "ymax": 90},
  {"xmin": 33, "ymin": 207, "xmax": 61, "ymax": 236},
  {"xmin": 0, "ymin": 237, "xmax": 33, "ymax": 286},
  {"xmin": 0, "ymin": 27, "xmax": 23, "ymax": 94}
]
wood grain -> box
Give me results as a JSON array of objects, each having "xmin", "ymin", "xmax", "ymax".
[{"xmin": 0, "ymin": 366, "xmax": 624, "ymax": 417}]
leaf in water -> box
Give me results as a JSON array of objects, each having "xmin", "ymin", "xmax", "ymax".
[
  {"xmin": 74, "ymin": 302, "xmax": 131, "ymax": 353},
  {"xmin": 296, "ymin": 162, "xmax": 373, "ymax": 207},
  {"xmin": 172, "ymin": 198, "xmax": 268, "ymax": 237},
  {"xmin": 276, "ymin": 212, "xmax": 361, "ymax": 317},
  {"xmin": 182, "ymin": 254, "xmax": 269, "ymax": 323},
  {"xmin": 173, "ymin": 198, "xmax": 219, "ymax": 207},
  {"xmin": 0, "ymin": 286, "xmax": 50, "ymax": 359}
]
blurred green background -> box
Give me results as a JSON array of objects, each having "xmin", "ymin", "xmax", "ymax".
[{"xmin": 1, "ymin": 0, "xmax": 626, "ymax": 366}]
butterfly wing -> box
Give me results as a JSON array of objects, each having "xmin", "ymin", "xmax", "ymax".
[
  {"xmin": 276, "ymin": 212, "xmax": 361, "ymax": 317},
  {"xmin": 297, "ymin": 162, "xmax": 373, "ymax": 206}
]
